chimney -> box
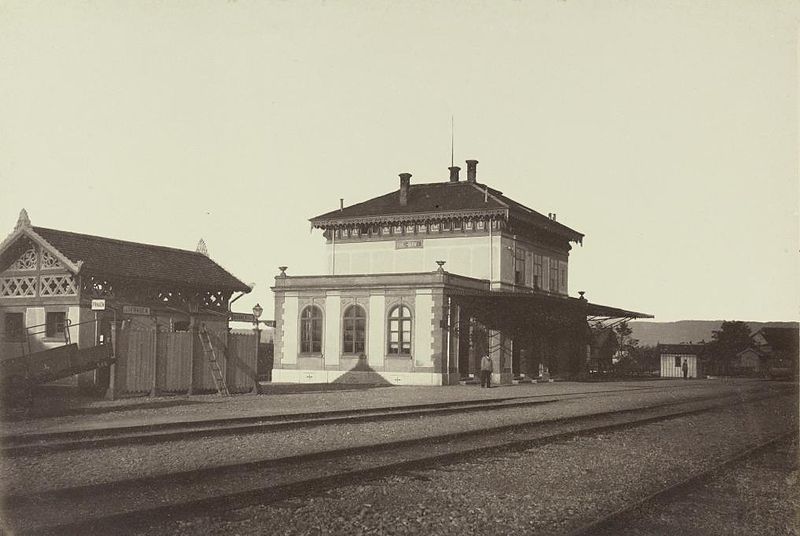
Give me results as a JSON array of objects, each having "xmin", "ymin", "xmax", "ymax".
[
  {"xmin": 340, "ymin": 198, "xmax": 344, "ymax": 212},
  {"xmin": 466, "ymin": 159, "xmax": 478, "ymax": 182},
  {"xmin": 399, "ymin": 173, "xmax": 411, "ymax": 206},
  {"xmin": 448, "ymin": 166, "xmax": 461, "ymax": 182}
]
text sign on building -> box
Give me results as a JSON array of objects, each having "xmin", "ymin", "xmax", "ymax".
[
  {"xmin": 395, "ymin": 239, "xmax": 423, "ymax": 249},
  {"xmin": 91, "ymin": 299, "xmax": 106, "ymax": 311},
  {"xmin": 229, "ymin": 312, "xmax": 256, "ymax": 323},
  {"xmin": 122, "ymin": 305, "xmax": 151, "ymax": 316}
]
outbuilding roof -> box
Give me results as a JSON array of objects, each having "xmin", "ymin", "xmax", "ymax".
[
  {"xmin": 0, "ymin": 211, "xmax": 250, "ymax": 292},
  {"xmin": 657, "ymin": 343, "xmax": 706, "ymax": 355},
  {"xmin": 310, "ymin": 180, "xmax": 584, "ymax": 243},
  {"xmin": 753, "ymin": 327, "xmax": 799, "ymax": 354},
  {"xmin": 31, "ymin": 227, "xmax": 250, "ymax": 291}
]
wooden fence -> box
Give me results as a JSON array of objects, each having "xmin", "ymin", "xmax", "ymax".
[{"xmin": 115, "ymin": 327, "xmax": 257, "ymax": 395}]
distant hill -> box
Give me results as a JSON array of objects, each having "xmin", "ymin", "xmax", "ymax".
[{"xmin": 629, "ymin": 320, "xmax": 799, "ymax": 347}]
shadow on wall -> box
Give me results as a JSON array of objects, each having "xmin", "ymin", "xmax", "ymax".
[{"xmin": 332, "ymin": 355, "xmax": 394, "ymax": 386}]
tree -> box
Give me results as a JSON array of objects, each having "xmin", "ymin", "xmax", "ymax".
[
  {"xmin": 613, "ymin": 321, "xmax": 639, "ymax": 358},
  {"xmin": 707, "ymin": 321, "xmax": 752, "ymax": 375},
  {"xmin": 630, "ymin": 344, "xmax": 660, "ymax": 373},
  {"xmin": 611, "ymin": 321, "xmax": 643, "ymax": 376}
]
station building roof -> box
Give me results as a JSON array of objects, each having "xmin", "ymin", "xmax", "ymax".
[{"xmin": 310, "ymin": 177, "xmax": 584, "ymax": 244}]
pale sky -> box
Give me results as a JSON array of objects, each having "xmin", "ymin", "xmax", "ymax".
[{"xmin": 1, "ymin": 1, "xmax": 798, "ymax": 322}]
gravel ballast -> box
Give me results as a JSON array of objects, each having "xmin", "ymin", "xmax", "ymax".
[
  {"xmin": 1, "ymin": 379, "xmax": 768, "ymax": 436},
  {"xmin": 0, "ymin": 383, "xmax": 785, "ymax": 496},
  {"xmin": 128, "ymin": 395, "xmax": 797, "ymax": 536},
  {"xmin": 591, "ymin": 435, "xmax": 799, "ymax": 536}
]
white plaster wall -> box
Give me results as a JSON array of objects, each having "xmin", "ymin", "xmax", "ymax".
[
  {"xmin": 324, "ymin": 293, "xmax": 341, "ymax": 365},
  {"xmin": 325, "ymin": 235, "xmax": 569, "ymax": 295},
  {"xmin": 367, "ymin": 294, "xmax": 386, "ymax": 368},
  {"xmin": 68, "ymin": 306, "xmax": 81, "ymax": 345},
  {"xmin": 272, "ymin": 369, "xmax": 446, "ymax": 386},
  {"xmin": 660, "ymin": 355, "xmax": 698, "ymax": 378},
  {"xmin": 414, "ymin": 290, "xmax": 434, "ymax": 367},
  {"xmin": 25, "ymin": 307, "xmax": 44, "ymax": 334},
  {"xmin": 326, "ymin": 236, "xmax": 493, "ymax": 280},
  {"xmin": 282, "ymin": 295, "xmax": 298, "ymax": 365}
]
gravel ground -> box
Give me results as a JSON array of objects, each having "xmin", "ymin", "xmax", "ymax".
[
  {"xmin": 591, "ymin": 435, "xmax": 799, "ymax": 536},
  {"xmin": 1, "ymin": 383, "xmax": 785, "ymax": 496},
  {"xmin": 129, "ymin": 395, "xmax": 797, "ymax": 536},
  {"xmin": 1, "ymin": 379, "xmax": 763, "ymax": 436}
]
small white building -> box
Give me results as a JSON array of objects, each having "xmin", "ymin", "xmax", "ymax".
[{"xmin": 658, "ymin": 343, "xmax": 704, "ymax": 379}]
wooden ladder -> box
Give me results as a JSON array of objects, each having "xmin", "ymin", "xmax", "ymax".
[{"xmin": 198, "ymin": 327, "xmax": 230, "ymax": 396}]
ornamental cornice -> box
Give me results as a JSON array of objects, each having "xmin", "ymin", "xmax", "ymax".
[{"xmin": 311, "ymin": 208, "xmax": 509, "ymax": 228}]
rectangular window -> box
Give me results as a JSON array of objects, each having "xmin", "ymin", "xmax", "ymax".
[
  {"xmin": 45, "ymin": 311, "xmax": 67, "ymax": 338},
  {"xmin": 382, "ymin": 226, "xmax": 390, "ymax": 235},
  {"xmin": 453, "ymin": 220, "xmax": 462, "ymax": 230},
  {"xmin": 430, "ymin": 222, "xmax": 440, "ymax": 232},
  {"xmin": 393, "ymin": 225, "xmax": 402, "ymax": 235},
  {"xmin": 550, "ymin": 263, "xmax": 558, "ymax": 293},
  {"xmin": 442, "ymin": 221, "xmax": 451, "ymax": 231},
  {"xmin": 675, "ymin": 356, "xmax": 682, "ymax": 367},
  {"xmin": 465, "ymin": 220, "xmax": 474, "ymax": 230},
  {"xmin": 533, "ymin": 255, "xmax": 543, "ymax": 289},
  {"xmin": 515, "ymin": 249, "xmax": 526, "ymax": 285},
  {"xmin": 559, "ymin": 261, "xmax": 567, "ymax": 294},
  {"xmin": 476, "ymin": 220, "xmax": 485, "ymax": 230},
  {"xmin": 405, "ymin": 224, "xmax": 415, "ymax": 234},
  {"xmin": 417, "ymin": 224, "xmax": 426, "ymax": 233},
  {"xmin": 4, "ymin": 312, "xmax": 24, "ymax": 342}
]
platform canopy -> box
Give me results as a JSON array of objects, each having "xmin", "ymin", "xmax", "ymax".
[{"xmin": 447, "ymin": 288, "xmax": 652, "ymax": 334}]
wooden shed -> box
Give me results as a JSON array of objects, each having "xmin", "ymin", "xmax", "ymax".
[
  {"xmin": 658, "ymin": 343, "xmax": 705, "ymax": 379},
  {"xmin": 0, "ymin": 209, "xmax": 254, "ymax": 397}
]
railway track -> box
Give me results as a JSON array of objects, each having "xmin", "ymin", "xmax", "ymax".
[
  {"xmin": 1, "ymin": 383, "xmax": 774, "ymax": 457},
  {"xmin": 2, "ymin": 388, "xmax": 792, "ymax": 535},
  {"xmin": 569, "ymin": 429, "xmax": 798, "ymax": 536}
]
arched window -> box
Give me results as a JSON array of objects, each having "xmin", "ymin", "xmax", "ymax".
[
  {"xmin": 300, "ymin": 305, "xmax": 323, "ymax": 353},
  {"xmin": 342, "ymin": 305, "xmax": 366, "ymax": 354},
  {"xmin": 387, "ymin": 305, "xmax": 412, "ymax": 355}
]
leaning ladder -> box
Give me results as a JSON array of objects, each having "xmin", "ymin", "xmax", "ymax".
[{"xmin": 198, "ymin": 327, "xmax": 230, "ymax": 396}]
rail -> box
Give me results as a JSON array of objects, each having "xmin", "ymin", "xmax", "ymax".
[{"xmin": 8, "ymin": 318, "xmax": 105, "ymax": 359}]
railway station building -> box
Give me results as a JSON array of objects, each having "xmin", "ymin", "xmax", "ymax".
[
  {"xmin": 272, "ymin": 160, "xmax": 651, "ymax": 386},
  {"xmin": 0, "ymin": 210, "xmax": 256, "ymax": 396}
]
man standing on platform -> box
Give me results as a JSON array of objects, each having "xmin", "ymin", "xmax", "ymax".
[{"xmin": 480, "ymin": 354, "xmax": 493, "ymax": 388}]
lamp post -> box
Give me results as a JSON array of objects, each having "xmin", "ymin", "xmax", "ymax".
[{"xmin": 252, "ymin": 303, "xmax": 263, "ymax": 391}]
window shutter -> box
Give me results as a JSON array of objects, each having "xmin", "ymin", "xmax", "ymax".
[{"xmin": 542, "ymin": 257, "xmax": 550, "ymax": 291}]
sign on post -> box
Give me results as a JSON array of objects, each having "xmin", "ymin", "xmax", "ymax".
[
  {"xmin": 91, "ymin": 299, "xmax": 106, "ymax": 311},
  {"xmin": 122, "ymin": 305, "xmax": 151, "ymax": 316},
  {"xmin": 229, "ymin": 312, "xmax": 256, "ymax": 323}
]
